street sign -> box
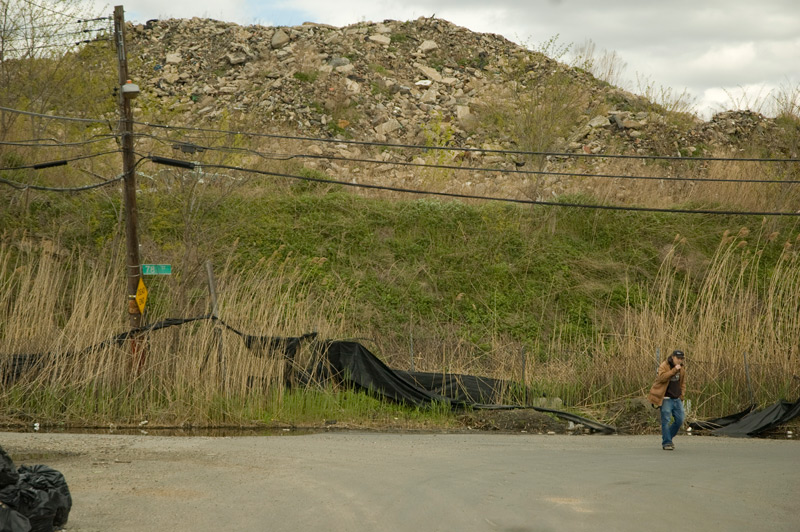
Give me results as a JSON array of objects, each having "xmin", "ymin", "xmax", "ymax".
[
  {"xmin": 142, "ymin": 264, "xmax": 172, "ymax": 275},
  {"xmin": 136, "ymin": 277, "xmax": 148, "ymax": 314}
]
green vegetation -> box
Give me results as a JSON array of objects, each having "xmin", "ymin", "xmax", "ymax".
[
  {"xmin": 293, "ymin": 70, "xmax": 319, "ymax": 83},
  {"xmin": 2, "ymin": 176, "xmax": 799, "ymax": 428},
  {"xmin": 390, "ymin": 33, "xmax": 410, "ymax": 44}
]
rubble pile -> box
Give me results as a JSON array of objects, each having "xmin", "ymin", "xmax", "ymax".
[{"xmin": 126, "ymin": 17, "xmax": 796, "ymax": 198}]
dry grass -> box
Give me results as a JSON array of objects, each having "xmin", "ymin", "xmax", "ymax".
[
  {"xmin": 3, "ymin": 222, "xmax": 799, "ymax": 426},
  {"xmin": 0, "ymin": 240, "xmax": 351, "ymax": 426}
]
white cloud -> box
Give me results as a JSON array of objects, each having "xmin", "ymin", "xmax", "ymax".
[{"xmin": 689, "ymin": 43, "xmax": 758, "ymax": 74}]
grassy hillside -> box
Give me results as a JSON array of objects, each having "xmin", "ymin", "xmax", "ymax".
[
  {"xmin": 1, "ymin": 16, "xmax": 799, "ymax": 428},
  {"xmin": 2, "ymin": 177, "xmax": 799, "ymax": 426}
]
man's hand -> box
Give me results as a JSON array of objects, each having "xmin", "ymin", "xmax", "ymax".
[{"xmin": 674, "ymin": 364, "xmax": 682, "ymax": 370}]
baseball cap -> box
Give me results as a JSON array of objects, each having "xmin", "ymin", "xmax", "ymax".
[{"xmin": 672, "ymin": 350, "xmax": 685, "ymax": 358}]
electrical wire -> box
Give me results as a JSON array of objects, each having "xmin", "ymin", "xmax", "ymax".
[
  {"xmin": 0, "ymin": 135, "xmax": 119, "ymax": 148},
  {"xmin": 8, "ymin": 16, "xmax": 111, "ymax": 31},
  {"xmin": 0, "ymin": 106, "xmax": 111, "ymax": 125},
  {"xmin": 135, "ymin": 132, "xmax": 800, "ymax": 185},
  {"xmin": 0, "ymin": 152, "xmax": 151, "ymax": 192},
  {"xmin": 133, "ymin": 120, "xmax": 800, "ymax": 164},
  {"xmin": 0, "ymin": 172, "xmax": 124, "ymax": 192},
  {"xmin": 17, "ymin": 0, "xmax": 85, "ymax": 20},
  {"xmin": 143, "ymin": 155, "xmax": 800, "ymax": 217},
  {"xmin": 2, "ymin": 27, "xmax": 110, "ymax": 42},
  {"xmin": 303, "ymin": 154, "xmax": 800, "ymax": 185},
  {"xmin": 1, "ymin": 106, "xmax": 794, "ymax": 165},
  {"xmin": 0, "ymin": 150, "xmax": 121, "ymax": 172},
  {"xmin": 1, "ymin": 37, "xmax": 110, "ymax": 54}
]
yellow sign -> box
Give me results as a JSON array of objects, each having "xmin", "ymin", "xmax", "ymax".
[{"xmin": 136, "ymin": 276, "xmax": 148, "ymax": 314}]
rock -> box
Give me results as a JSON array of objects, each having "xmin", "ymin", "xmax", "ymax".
[
  {"xmin": 418, "ymin": 40, "xmax": 439, "ymax": 52},
  {"xmin": 165, "ymin": 52, "xmax": 182, "ymax": 64},
  {"xmin": 271, "ymin": 29, "xmax": 290, "ymax": 49},
  {"xmin": 329, "ymin": 57, "xmax": 350, "ymax": 68},
  {"xmin": 419, "ymin": 87, "xmax": 438, "ymax": 104},
  {"xmin": 375, "ymin": 118, "xmax": 402, "ymax": 135},
  {"xmin": 588, "ymin": 115, "xmax": 609, "ymax": 128},
  {"xmin": 226, "ymin": 52, "xmax": 247, "ymax": 65},
  {"xmin": 345, "ymin": 78, "xmax": 361, "ymax": 94},
  {"xmin": 368, "ymin": 34, "xmax": 391, "ymax": 46},
  {"xmin": 415, "ymin": 63, "xmax": 442, "ymax": 82},
  {"xmin": 568, "ymin": 125, "xmax": 591, "ymax": 143}
]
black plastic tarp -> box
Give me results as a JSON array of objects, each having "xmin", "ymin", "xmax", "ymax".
[
  {"xmin": 706, "ymin": 398, "xmax": 800, "ymax": 437},
  {"xmin": 688, "ymin": 406, "xmax": 755, "ymax": 431},
  {"xmin": 312, "ymin": 341, "xmax": 616, "ymax": 433},
  {"xmin": 394, "ymin": 370, "xmax": 506, "ymax": 404},
  {"xmin": 312, "ymin": 341, "xmax": 454, "ymax": 407}
]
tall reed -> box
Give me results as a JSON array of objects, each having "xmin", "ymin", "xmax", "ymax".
[{"xmin": 2, "ymin": 224, "xmax": 798, "ymax": 426}]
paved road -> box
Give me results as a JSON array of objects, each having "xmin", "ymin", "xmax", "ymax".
[{"xmin": 2, "ymin": 431, "xmax": 798, "ymax": 532}]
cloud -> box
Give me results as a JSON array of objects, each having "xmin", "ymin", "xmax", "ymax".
[{"xmin": 114, "ymin": 0, "xmax": 252, "ymax": 24}]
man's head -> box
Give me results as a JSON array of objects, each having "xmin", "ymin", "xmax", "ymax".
[{"xmin": 670, "ymin": 349, "xmax": 685, "ymax": 365}]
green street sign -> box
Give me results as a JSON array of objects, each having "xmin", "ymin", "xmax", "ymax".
[{"xmin": 142, "ymin": 264, "xmax": 172, "ymax": 275}]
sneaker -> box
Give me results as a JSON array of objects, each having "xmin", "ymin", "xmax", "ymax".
[{"xmin": 662, "ymin": 443, "xmax": 675, "ymax": 450}]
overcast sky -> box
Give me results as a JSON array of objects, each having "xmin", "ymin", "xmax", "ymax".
[{"xmin": 111, "ymin": 0, "xmax": 799, "ymax": 119}]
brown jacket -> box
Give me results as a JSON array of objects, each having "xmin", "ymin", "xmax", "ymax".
[{"xmin": 647, "ymin": 359, "xmax": 686, "ymax": 406}]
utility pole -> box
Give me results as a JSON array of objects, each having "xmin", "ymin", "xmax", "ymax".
[{"xmin": 113, "ymin": 5, "xmax": 142, "ymax": 330}]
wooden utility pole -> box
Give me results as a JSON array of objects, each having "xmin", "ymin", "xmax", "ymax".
[{"xmin": 114, "ymin": 5, "xmax": 142, "ymax": 330}]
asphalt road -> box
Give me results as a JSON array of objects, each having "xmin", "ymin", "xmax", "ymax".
[{"xmin": 1, "ymin": 431, "xmax": 798, "ymax": 532}]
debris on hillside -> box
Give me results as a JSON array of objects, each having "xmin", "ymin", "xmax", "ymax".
[{"xmin": 125, "ymin": 17, "xmax": 798, "ymax": 201}]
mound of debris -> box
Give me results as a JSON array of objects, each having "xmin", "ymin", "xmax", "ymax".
[{"xmin": 124, "ymin": 16, "xmax": 797, "ymax": 199}]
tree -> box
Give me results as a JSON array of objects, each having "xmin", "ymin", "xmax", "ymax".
[{"xmin": 0, "ymin": 0, "xmax": 108, "ymax": 140}]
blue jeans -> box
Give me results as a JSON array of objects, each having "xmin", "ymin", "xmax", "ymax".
[{"xmin": 660, "ymin": 398, "xmax": 685, "ymax": 446}]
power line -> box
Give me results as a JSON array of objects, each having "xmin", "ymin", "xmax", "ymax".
[
  {"xmin": 7, "ymin": 16, "xmax": 111, "ymax": 31},
  {"xmin": 2, "ymin": 105, "xmax": 794, "ymax": 164},
  {"xmin": 0, "ymin": 106, "xmax": 112, "ymax": 125},
  {"xmin": 144, "ymin": 155, "xmax": 800, "ymax": 217},
  {"xmin": 134, "ymin": 120, "xmax": 800, "ymax": 164},
  {"xmin": 304, "ymin": 154, "xmax": 800, "ymax": 185},
  {"xmin": 1, "ymin": 36, "xmax": 110, "ymax": 54},
  {"xmin": 17, "ymin": 0, "xmax": 84, "ymax": 20},
  {"xmin": 0, "ymin": 172, "xmax": 124, "ymax": 192},
  {"xmin": 0, "ymin": 150, "xmax": 122, "ymax": 171},
  {"xmin": 0, "ymin": 135, "xmax": 119, "ymax": 148},
  {"xmin": 2, "ymin": 26, "xmax": 110, "ymax": 42},
  {"xmin": 135, "ymin": 132, "xmax": 800, "ymax": 185}
]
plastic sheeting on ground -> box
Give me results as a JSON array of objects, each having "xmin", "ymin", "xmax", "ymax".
[
  {"xmin": 690, "ymin": 399, "xmax": 800, "ymax": 437},
  {"xmin": 2, "ymin": 319, "xmax": 615, "ymax": 434},
  {"xmin": 311, "ymin": 340, "xmax": 616, "ymax": 434},
  {"xmin": 394, "ymin": 370, "xmax": 506, "ymax": 404}
]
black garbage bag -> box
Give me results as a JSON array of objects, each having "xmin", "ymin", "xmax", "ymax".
[
  {"xmin": 0, "ymin": 503, "xmax": 30, "ymax": 532},
  {"xmin": 0, "ymin": 465, "xmax": 72, "ymax": 532},
  {"xmin": 15, "ymin": 466, "xmax": 71, "ymax": 532},
  {"xmin": 0, "ymin": 450, "xmax": 18, "ymax": 490},
  {"xmin": 7, "ymin": 487, "xmax": 52, "ymax": 532}
]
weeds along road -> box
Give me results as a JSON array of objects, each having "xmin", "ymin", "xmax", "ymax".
[{"xmin": 2, "ymin": 431, "xmax": 798, "ymax": 532}]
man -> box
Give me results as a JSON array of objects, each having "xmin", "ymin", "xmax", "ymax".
[{"xmin": 648, "ymin": 350, "xmax": 686, "ymax": 450}]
